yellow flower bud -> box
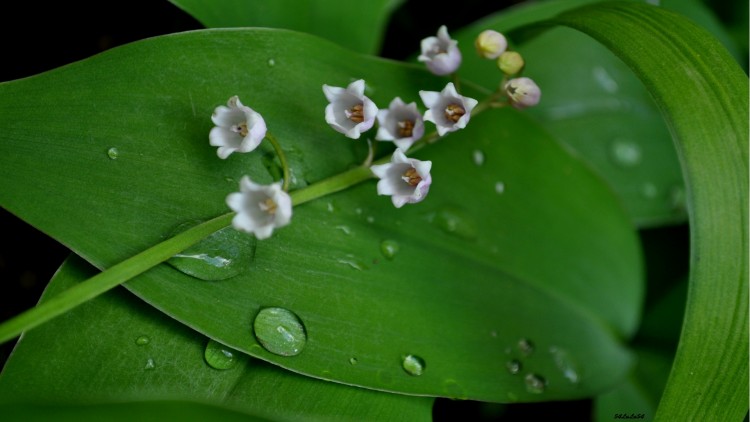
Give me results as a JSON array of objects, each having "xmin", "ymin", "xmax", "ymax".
[
  {"xmin": 474, "ymin": 30, "xmax": 507, "ymax": 59},
  {"xmin": 497, "ymin": 51, "xmax": 525, "ymax": 75}
]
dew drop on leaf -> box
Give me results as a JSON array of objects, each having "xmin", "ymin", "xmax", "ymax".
[
  {"xmin": 506, "ymin": 359, "xmax": 522, "ymax": 375},
  {"xmin": 642, "ymin": 182, "xmax": 659, "ymax": 199},
  {"xmin": 144, "ymin": 358, "xmax": 155, "ymax": 370},
  {"xmin": 349, "ymin": 357, "xmax": 358, "ymax": 365},
  {"xmin": 135, "ymin": 335, "xmax": 150, "ymax": 346},
  {"xmin": 267, "ymin": 58, "xmax": 276, "ymax": 67},
  {"xmin": 253, "ymin": 307, "xmax": 307, "ymax": 357},
  {"xmin": 524, "ymin": 373, "xmax": 546, "ymax": 393},
  {"xmin": 495, "ymin": 182, "xmax": 505, "ymax": 194},
  {"xmin": 609, "ymin": 139, "xmax": 642, "ymax": 167},
  {"xmin": 517, "ymin": 338, "xmax": 535, "ymax": 356},
  {"xmin": 431, "ymin": 207, "xmax": 477, "ymax": 240},
  {"xmin": 107, "ymin": 147, "xmax": 119, "ymax": 160},
  {"xmin": 443, "ymin": 379, "xmax": 468, "ymax": 399},
  {"xmin": 401, "ymin": 354, "xmax": 426, "ymax": 376},
  {"xmin": 337, "ymin": 254, "xmax": 368, "ymax": 271},
  {"xmin": 167, "ymin": 220, "xmax": 257, "ymax": 281},
  {"xmin": 549, "ymin": 346, "xmax": 580, "ymax": 384},
  {"xmin": 380, "ymin": 240, "xmax": 400, "ymax": 260},
  {"xmin": 204, "ymin": 339, "xmax": 238, "ymax": 370},
  {"xmin": 472, "ymin": 149, "xmax": 485, "ymax": 166}
]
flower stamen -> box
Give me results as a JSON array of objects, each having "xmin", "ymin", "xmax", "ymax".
[
  {"xmin": 259, "ymin": 198, "xmax": 278, "ymax": 215},
  {"xmin": 231, "ymin": 123, "xmax": 249, "ymax": 137},
  {"xmin": 345, "ymin": 103, "xmax": 365, "ymax": 123},
  {"xmin": 444, "ymin": 104, "xmax": 466, "ymax": 122},
  {"xmin": 397, "ymin": 120, "xmax": 415, "ymax": 138},
  {"xmin": 402, "ymin": 168, "xmax": 422, "ymax": 186}
]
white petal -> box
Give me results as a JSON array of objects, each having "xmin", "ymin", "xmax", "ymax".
[
  {"xmin": 323, "ymin": 84, "xmax": 347, "ymax": 102},
  {"xmin": 413, "ymin": 160, "xmax": 432, "ymax": 176},
  {"xmin": 392, "ymin": 195, "xmax": 409, "ymax": 208},
  {"xmin": 376, "ymin": 126, "xmax": 395, "ymax": 141},
  {"xmin": 370, "ymin": 162, "xmax": 391, "ymax": 179},
  {"xmin": 419, "ymin": 91, "xmax": 441, "ymax": 108},
  {"xmin": 253, "ymin": 224, "xmax": 274, "ymax": 240},
  {"xmin": 442, "ymin": 82, "xmax": 460, "ymax": 98},
  {"xmin": 347, "ymin": 79, "xmax": 366, "ymax": 96},
  {"xmin": 391, "ymin": 148, "xmax": 410, "ymax": 164},
  {"xmin": 393, "ymin": 138, "xmax": 415, "ymax": 150}
]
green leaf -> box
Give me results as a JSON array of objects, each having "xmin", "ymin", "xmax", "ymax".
[
  {"xmin": 455, "ymin": 0, "xmax": 685, "ymax": 227},
  {"xmin": 0, "ymin": 256, "xmax": 432, "ymax": 421},
  {"xmin": 0, "ymin": 29, "xmax": 640, "ymax": 401},
  {"xmin": 168, "ymin": 0, "xmax": 404, "ymax": 54},
  {"xmin": 546, "ymin": 2, "xmax": 748, "ymax": 420}
]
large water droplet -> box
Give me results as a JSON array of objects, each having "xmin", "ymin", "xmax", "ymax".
[
  {"xmin": 401, "ymin": 354, "xmax": 426, "ymax": 376},
  {"xmin": 107, "ymin": 147, "xmax": 119, "ymax": 160},
  {"xmin": 144, "ymin": 358, "xmax": 155, "ymax": 370},
  {"xmin": 495, "ymin": 182, "xmax": 505, "ymax": 194},
  {"xmin": 472, "ymin": 150, "xmax": 485, "ymax": 166},
  {"xmin": 524, "ymin": 373, "xmax": 546, "ymax": 393},
  {"xmin": 135, "ymin": 335, "xmax": 150, "ymax": 346},
  {"xmin": 204, "ymin": 339, "xmax": 238, "ymax": 370},
  {"xmin": 549, "ymin": 346, "xmax": 580, "ymax": 384},
  {"xmin": 349, "ymin": 357, "xmax": 358, "ymax": 365},
  {"xmin": 168, "ymin": 220, "xmax": 257, "ymax": 281},
  {"xmin": 518, "ymin": 338, "xmax": 535, "ymax": 356},
  {"xmin": 610, "ymin": 140, "xmax": 642, "ymax": 167},
  {"xmin": 431, "ymin": 207, "xmax": 477, "ymax": 240},
  {"xmin": 506, "ymin": 359, "xmax": 522, "ymax": 375},
  {"xmin": 380, "ymin": 240, "xmax": 400, "ymax": 260},
  {"xmin": 253, "ymin": 307, "xmax": 307, "ymax": 357},
  {"xmin": 267, "ymin": 58, "xmax": 276, "ymax": 67}
]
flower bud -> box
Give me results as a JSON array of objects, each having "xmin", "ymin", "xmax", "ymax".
[
  {"xmin": 504, "ymin": 77, "xmax": 541, "ymax": 109},
  {"xmin": 497, "ymin": 51, "xmax": 524, "ymax": 75},
  {"xmin": 474, "ymin": 30, "xmax": 507, "ymax": 59}
]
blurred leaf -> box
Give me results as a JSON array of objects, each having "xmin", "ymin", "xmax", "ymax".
[
  {"xmin": 0, "ymin": 28, "xmax": 640, "ymax": 401},
  {"xmin": 455, "ymin": 0, "xmax": 685, "ymax": 227},
  {"xmin": 548, "ymin": 2, "xmax": 748, "ymax": 420},
  {"xmin": 0, "ymin": 256, "xmax": 432, "ymax": 421},
  {"xmin": 168, "ymin": 0, "xmax": 404, "ymax": 54}
]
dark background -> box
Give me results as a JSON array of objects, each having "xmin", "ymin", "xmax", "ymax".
[{"xmin": 2, "ymin": 0, "xmax": 737, "ymax": 419}]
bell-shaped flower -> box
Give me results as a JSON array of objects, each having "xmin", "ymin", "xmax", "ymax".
[
  {"xmin": 475, "ymin": 30, "xmax": 507, "ymax": 59},
  {"xmin": 370, "ymin": 149, "xmax": 432, "ymax": 208},
  {"xmin": 375, "ymin": 97, "xmax": 425, "ymax": 151},
  {"xmin": 505, "ymin": 77, "xmax": 541, "ymax": 109},
  {"xmin": 209, "ymin": 96, "xmax": 267, "ymax": 159},
  {"xmin": 226, "ymin": 176, "xmax": 292, "ymax": 240},
  {"xmin": 418, "ymin": 26, "xmax": 462, "ymax": 76},
  {"xmin": 420, "ymin": 83, "xmax": 478, "ymax": 136},
  {"xmin": 323, "ymin": 79, "xmax": 378, "ymax": 139}
]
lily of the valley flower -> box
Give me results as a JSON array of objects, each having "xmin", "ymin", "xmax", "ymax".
[
  {"xmin": 323, "ymin": 79, "xmax": 378, "ymax": 139},
  {"xmin": 420, "ymin": 83, "xmax": 478, "ymax": 136},
  {"xmin": 475, "ymin": 30, "xmax": 507, "ymax": 59},
  {"xmin": 226, "ymin": 176, "xmax": 292, "ymax": 240},
  {"xmin": 370, "ymin": 149, "xmax": 432, "ymax": 208},
  {"xmin": 418, "ymin": 26, "xmax": 462, "ymax": 76},
  {"xmin": 505, "ymin": 77, "xmax": 541, "ymax": 109},
  {"xmin": 375, "ymin": 97, "xmax": 425, "ymax": 151},
  {"xmin": 209, "ymin": 96, "xmax": 267, "ymax": 159}
]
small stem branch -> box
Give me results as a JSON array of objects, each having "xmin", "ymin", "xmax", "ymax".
[
  {"xmin": 291, "ymin": 165, "xmax": 374, "ymax": 206},
  {"xmin": 265, "ymin": 132, "xmax": 290, "ymax": 191},
  {"xmin": 451, "ymin": 73, "xmax": 461, "ymax": 92}
]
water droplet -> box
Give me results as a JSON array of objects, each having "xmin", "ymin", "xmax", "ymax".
[
  {"xmin": 355, "ymin": 208, "xmax": 363, "ymax": 215},
  {"xmin": 401, "ymin": 354, "xmax": 426, "ymax": 376},
  {"xmin": 380, "ymin": 240, "xmax": 400, "ymax": 260},
  {"xmin": 144, "ymin": 358, "xmax": 155, "ymax": 370},
  {"xmin": 525, "ymin": 373, "xmax": 546, "ymax": 393},
  {"xmin": 366, "ymin": 216, "xmax": 375, "ymax": 224},
  {"xmin": 549, "ymin": 347, "xmax": 580, "ymax": 384},
  {"xmin": 335, "ymin": 225, "xmax": 352, "ymax": 235},
  {"xmin": 253, "ymin": 307, "xmax": 307, "ymax": 357},
  {"xmin": 506, "ymin": 359, "xmax": 522, "ymax": 375},
  {"xmin": 337, "ymin": 254, "xmax": 368, "ymax": 271},
  {"xmin": 431, "ymin": 207, "xmax": 477, "ymax": 240},
  {"xmin": 267, "ymin": 58, "xmax": 276, "ymax": 67},
  {"xmin": 472, "ymin": 150, "xmax": 485, "ymax": 166},
  {"xmin": 610, "ymin": 139, "xmax": 641, "ymax": 167},
  {"xmin": 204, "ymin": 339, "xmax": 238, "ymax": 370},
  {"xmin": 593, "ymin": 66, "xmax": 619, "ymax": 93},
  {"xmin": 135, "ymin": 335, "xmax": 150, "ymax": 346},
  {"xmin": 349, "ymin": 357, "xmax": 358, "ymax": 365},
  {"xmin": 495, "ymin": 182, "xmax": 505, "ymax": 194},
  {"xmin": 518, "ymin": 338, "xmax": 535, "ymax": 356},
  {"xmin": 107, "ymin": 147, "xmax": 119, "ymax": 160},
  {"xmin": 443, "ymin": 379, "xmax": 468, "ymax": 399},
  {"xmin": 167, "ymin": 220, "xmax": 256, "ymax": 281},
  {"xmin": 326, "ymin": 202, "xmax": 335, "ymax": 212},
  {"xmin": 642, "ymin": 182, "xmax": 659, "ymax": 199}
]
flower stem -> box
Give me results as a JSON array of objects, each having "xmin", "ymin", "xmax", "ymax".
[
  {"xmin": 265, "ymin": 132, "xmax": 291, "ymax": 191},
  {"xmin": 451, "ymin": 72, "xmax": 461, "ymax": 92},
  {"xmin": 291, "ymin": 165, "xmax": 374, "ymax": 206},
  {"xmin": 0, "ymin": 213, "xmax": 234, "ymax": 345}
]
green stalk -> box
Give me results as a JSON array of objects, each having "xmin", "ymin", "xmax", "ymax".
[{"xmin": 264, "ymin": 132, "xmax": 290, "ymax": 191}]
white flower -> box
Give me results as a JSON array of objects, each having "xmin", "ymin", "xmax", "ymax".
[
  {"xmin": 475, "ymin": 30, "xmax": 507, "ymax": 59},
  {"xmin": 420, "ymin": 83, "xmax": 478, "ymax": 136},
  {"xmin": 370, "ymin": 149, "xmax": 432, "ymax": 208},
  {"xmin": 505, "ymin": 77, "xmax": 541, "ymax": 109},
  {"xmin": 226, "ymin": 176, "xmax": 292, "ymax": 240},
  {"xmin": 323, "ymin": 79, "xmax": 378, "ymax": 139},
  {"xmin": 209, "ymin": 96, "xmax": 267, "ymax": 159},
  {"xmin": 418, "ymin": 25, "xmax": 462, "ymax": 76},
  {"xmin": 375, "ymin": 97, "xmax": 425, "ymax": 151}
]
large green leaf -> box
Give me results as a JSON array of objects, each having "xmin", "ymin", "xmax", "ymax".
[
  {"xmin": 0, "ymin": 28, "xmax": 640, "ymax": 401},
  {"xmin": 168, "ymin": 0, "xmax": 403, "ymax": 54},
  {"xmin": 0, "ymin": 256, "xmax": 432, "ymax": 421},
  {"xmin": 455, "ymin": 0, "xmax": 685, "ymax": 227},
  {"xmin": 546, "ymin": 2, "xmax": 748, "ymax": 420}
]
